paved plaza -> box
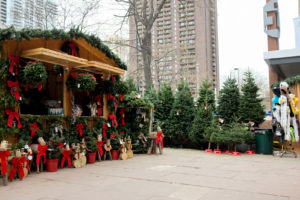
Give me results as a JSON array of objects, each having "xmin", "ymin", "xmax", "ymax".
[{"xmin": 1, "ymin": 148, "xmax": 300, "ymax": 200}]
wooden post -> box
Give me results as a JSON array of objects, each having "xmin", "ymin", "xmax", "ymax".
[
  {"xmin": 297, "ymin": 83, "xmax": 300, "ymax": 122},
  {"xmin": 149, "ymin": 108, "xmax": 153, "ymax": 136},
  {"xmin": 63, "ymin": 66, "xmax": 72, "ymax": 116},
  {"xmin": 103, "ymin": 94, "xmax": 108, "ymax": 120}
]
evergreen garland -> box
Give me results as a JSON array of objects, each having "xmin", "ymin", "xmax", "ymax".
[
  {"xmin": 0, "ymin": 26, "xmax": 127, "ymax": 70},
  {"xmin": 271, "ymin": 75, "xmax": 300, "ymax": 88}
]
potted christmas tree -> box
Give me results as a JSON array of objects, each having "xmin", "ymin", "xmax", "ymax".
[
  {"xmin": 46, "ymin": 136, "xmax": 62, "ymax": 172},
  {"xmin": 110, "ymin": 135, "xmax": 120, "ymax": 160},
  {"xmin": 244, "ymin": 131, "xmax": 256, "ymax": 154},
  {"xmin": 85, "ymin": 133, "xmax": 97, "ymax": 163}
]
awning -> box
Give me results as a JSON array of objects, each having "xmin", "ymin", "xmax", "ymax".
[
  {"xmin": 74, "ymin": 61, "xmax": 125, "ymax": 75},
  {"xmin": 21, "ymin": 48, "xmax": 125, "ymax": 75},
  {"xmin": 21, "ymin": 48, "xmax": 87, "ymax": 67},
  {"xmin": 264, "ymin": 48, "xmax": 300, "ymax": 78}
]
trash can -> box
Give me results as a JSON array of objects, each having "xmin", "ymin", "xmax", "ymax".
[{"xmin": 255, "ymin": 129, "xmax": 273, "ymax": 155}]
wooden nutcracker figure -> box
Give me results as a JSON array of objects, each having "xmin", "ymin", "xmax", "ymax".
[{"xmin": 103, "ymin": 139, "xmax": 112, "ymax": 160}]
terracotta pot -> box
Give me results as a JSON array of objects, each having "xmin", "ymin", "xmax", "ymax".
[
  {"xmin": 87, "ymin": 152, "xmax": 96, "ymax": 163},
  {"xmin": 46, "ymin": 159, "xmax": 59, "ymax": 172},
  {"xmin": 111, "ymin": 150, "xmax": 119, "ymax": 160}
]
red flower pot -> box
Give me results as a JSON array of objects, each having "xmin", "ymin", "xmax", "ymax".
[
  {"xmin": 111, "ymin": 150, "xmax": 119, "ymax": 160},
  {"xmin": 46, "ymin": 159, "xmax": 59, "ymax": 172},
  {"xmin": 87, "ymin": 152, "xmax": 96, "ymax": 163},
  {"xmin": 205, "ymin": 149, "xmax": 213, "ymax": 153}
]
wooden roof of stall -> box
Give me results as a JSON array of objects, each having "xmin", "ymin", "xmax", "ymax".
[{"xmin": 0, "ymin": 28, "xmax": 126, "ymax": 75}]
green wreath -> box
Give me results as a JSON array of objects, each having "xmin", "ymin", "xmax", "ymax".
[
  {"xmin": 22, "ymin": 61, "xmax": 48, "ymax": 86},
  {"xmin": 67, "ymin": 73, "xmax": 97, "ymax": 91}
]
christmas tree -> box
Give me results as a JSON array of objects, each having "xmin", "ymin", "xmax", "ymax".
[
  {"xmin": 217, "ymin": 77, "xmax": 240, "ymax": 124},
  {"xmin": 155, "ymin": 83, "xmax": 174, "ymax": 132},
  {"xmin": 167, "ymin": 81, "xmax": 195, "ymax": 146},
  {"xmin": 189, "ymin": 80, "xmax": 216, "ymax": 146},
  {"xmin": 239, "ymin": 71, "xmax": 265, "ymax": 125}
]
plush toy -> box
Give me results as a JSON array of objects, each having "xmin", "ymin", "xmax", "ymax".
[
  {"xmin": 96, "ymin": 134, "xmax": 104, "ymax": 162},
  {"xmin": 274, "ymin": 82, "xmax": 299, "ymax": 142},
  {"xmin": 26, "ymin": 147, "xmax": 33, "ymax": 174},
  {"xmin": 119, "ymin": 139, "xmax": 127, "ymax": 160},
  {"xmin": 72, "ymin": 143, "xmax": 86, "ymax": 168},
  {"xmin": 127, "ymin": 136, "xmax": 133, "ymax": 158},
  {"xmin": 0, "ymin": 140, "xmax": 10, "ymax": 186},
  {"xmin": 103, "ymin": 139, "xmax": 112, "ymax": 160},
  {"xmin": 31, "ymin": 137, "xmax": 48, "ymax": 173},
  {"xmin": 8, "ymin": 149, "xmax": 26, "ymax": 181},
  {"xmin": 88, "ymin": 103, "xmax": 97, "ymax": 117}
]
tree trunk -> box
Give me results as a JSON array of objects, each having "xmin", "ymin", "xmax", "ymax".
[
  {"xmin": 141, "ymin": 31, "xmax": 153, "ymax": 88},
  {"xmin": 234, "ymin": 144, "xmax": 237, "ymax": 152},
  {"xmin": 217, "ymin": 143, "xmax": 219, "ymax": 150},
  {"xmin": 208, "ymin": 142, "xmax": 211, "ymax": 149}
]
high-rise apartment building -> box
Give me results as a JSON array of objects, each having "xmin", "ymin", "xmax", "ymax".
[
  {"xmin": 0, "ymin": 0, "xmax": 57, "ymax": 30},
  {"xmin": 129, "ymin": 0, "xmax": 219, "ymax": 96}
]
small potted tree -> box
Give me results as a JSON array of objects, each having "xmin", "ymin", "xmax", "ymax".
[
  {"xmin": 46, "ymin": 136, "xmax": 62, "ymax": 172},
  {"xmin": 210, "ymin": 129, "xmax": 225, "ymax": 154},
  {"xmin": 110, "ymin": 135, "xmax": 120, "ymax": 160},
  {"xmin": 244, "ymin": 131, "xmax": 256, "ymax": 154},
  {"xmin": 203, "ymin": 125, "xmax": 218, "ymax": 153},
  {"xmin": 228, "ymin": 124, "xmax": 245, "ymax": 156},
  {"xmin": 85, "ymin": 133, "xmax": 98, "ymax": 164}
]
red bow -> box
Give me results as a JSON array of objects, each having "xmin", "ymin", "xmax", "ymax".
[
  {"xmin": 76, "ymin": 123, "xmax": 84, "ymax": 137},
  {"xmin": 58, "ymin": 143, "xmax": 63, "ymax": 149},
  {"xmin": 107, "ymin": 93, "xmax": 118, "ymax": 110},
  {"xmin": 8, "ymin": 54, "xmax": 19, "ymax": 75},
  {"xmin": 120, "ymin": 108, "xmax": 125, "ymax": 126},
  {"xmin": 36, "ymin": 144, "xmax": 48, "ymax": 165},
  {"xmin": 0, "ymin": 150, "xmax": 10, "ymax": 176},
  {"xmin": 70, "ymin": 72, "xmax": 77, "ymax": 79},
  {"xmin": 5, "ymin": 109, "xmax": 22, "ymax": 128},
  {"xmin": 95, "ymin": 94, "xmax": 103, "ymax": 107},
  {"xmin": 111, "ymin": 75, "xmax": 115, "ymax": 82},
  {"xmin": 102, "ymin": 123, "xmax": 108, "ymax": 138},
  {"xmin": 26, "ymin": 152, "xmax": 32, "ymax": 172},
  {"xmin": 7, "ymin": 80, "xmax": 20, "ymax": 100},
  {"xmin": 29, "ymin": 123, "xmax": 40, "ymax": 140},
  {"xmin": 38, "ymin": 83, "xmax": 43, "ymax": 91},
  {"xmin": 119, "ymin": 131, "xmax": 125, "ymax": 135},
  {"xmin": 119, "ymin": 94, "xmax": 124, "ymax": 102},
  {"xmin": 111, "ymin": 134, "xmax": 117, "ymax": 138},
  {"xmin": 61, "ymin": 149, "xmax": 72, "ymax": 168},
  {"xmin": 109, "ymin": 114, "xmax": 118, "ymax": 127},
  {"xmin": 68, "ymin": 41, "xmax": 78, "ymax": 57},
  {"xmin": 8, "ymin": 156, "xmax": 25, "ymax": 181},
  {"xmin": 96, "ymin": 141, "xmax": 104, "ymax": 156},
  {"xmin": 156, "ymin": 132, "xmax": 164, "ymax": 150},
  {"xmin": 97, "ymin": 108, "xmax": 103, "ymax": 116}
]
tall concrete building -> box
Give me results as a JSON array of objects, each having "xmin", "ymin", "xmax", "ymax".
[
  {"xmin": 0, "ymin": 0, "xmax": 57, "ymax": 30},
  {"xmin": 129, "ymin": 0, "xmax": 219, "ymax": 96}
]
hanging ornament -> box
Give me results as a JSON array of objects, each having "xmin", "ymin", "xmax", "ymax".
[{"xmin": 176, "ymin": 109, "xmax": 180, "ymax": 116}]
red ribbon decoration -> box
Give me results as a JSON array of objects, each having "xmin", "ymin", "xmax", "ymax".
[
  {"xmin": 107, "ymin": 93, "xmax": 118, "ymax": 110},
  {"xmin": 29, "ymin": 123, "xmax": 40, "ymax": 140},
  {"xmin": 36, "ymin": 144, "xmax": 48, "ymax": 166},
  {"xmin": 76, "ymin": 123, "xmax": 84, "ymax": 137},
  {"xmin": 61, "ymin": 149, "xmax": 72, "ymax": 168},
  {"xmin": 26, "ymin": 152, "xmax": 32, "ymax": 172},
  {"xmin": 97, "ymin": 108, "xmax": 103, "ymax": 116},
  {"xmin": 119, "ymin": 131, "xmax": 125, "ymax": 135},
  {"xmin": 38, "ymin": 83, "xmax": 43, "ymax": 91},
  {"xmin": 102, "ymin": 123, "xmax": 107, "ymax": 138},
  {"xmin": 70, "ymin": 72, "xmax": 77, "ymax": 79},
  {"xmin": 119, "ymin": 94, "xmax": 123, "ymax": 102},
  {"xmin": 156, "ymin": 132, "xmax": 164, "ymax": 150},
  {"xmin": 120, "ymin": 108, "xmax": 125, "ymax": 126},
  {"xmin": 109, "ymin": 114, "xmax": 118, "ymax": 127},
  {"xmin": 111, "ymin": 134, "xmax": 117, "ymax": 138},
  {"xmin": 95, "ymin": 94, "xmax": 103, "ymax": 107},
  {"xmin": 8, "ymin": 54, "xmax": 19, "ymax": 75},
  {"xmin": 68, "ymin": 41, "xmax": 78, "ymax": 57},
  {"xmin": 5, "ymin": 109, "xmax": 22, "ymax": 128},
  {"xmin": 0, "ymin": 150, "xmax": 10, "ymax": 176},
  {"xmin": 7, "ymin": 80, "xmax": 20, "ymax": 100},
  {"xmin": 111, "ymin": 75, "xmax": 115, "ymax": 82},
  {"xmin": 58, "ymin": 143, "xmax": 64, "ymax": 149},
  {"xmin": 8, "ymin": 156, "xmax": 25, "ymax": 181},
  {"xmin": 96, "ymin": 141, "xmax": 104, "ymax": 156}
]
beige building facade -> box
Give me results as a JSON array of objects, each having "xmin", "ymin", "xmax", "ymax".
[{"xmin": 129, "ymin": 0, "xmax": 219, "ymax": 96}]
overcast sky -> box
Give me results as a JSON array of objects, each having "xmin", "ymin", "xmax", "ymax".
[{"xmin": 97, "ymin": 0, "xmax": 299, "ymax": 85}]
